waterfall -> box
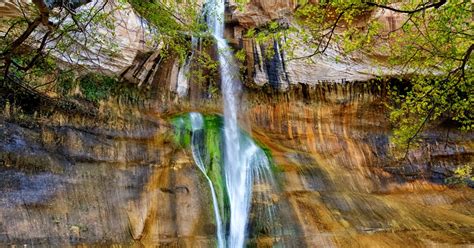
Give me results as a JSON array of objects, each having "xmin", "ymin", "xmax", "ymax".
[
  {"xmin": 189, "ymin": 112, "xmax": 225, "ymax": 248},
  {"xmin": 176, "ymin": 58, "xmax": 190, "ymax": 97},
  {"xmin": 172, "ymin": 1, "xmax": 279, "ymax": 247},
  {"xmin": 177, "ymin": 38, "xmax": 198, "ymax": 97},
  {"xmin": 172, "ymin": 112, "xmax": 279, "ymax": 248},
  {"xmin": 206, "ymin": 1, "xmax": 253, "ymax": 247}
]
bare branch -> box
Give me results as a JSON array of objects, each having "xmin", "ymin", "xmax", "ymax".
[
  {"xmin": 403, "ymin": 105, "xmax": 435, "ymax": 161},
  {"xmin": 16, "ymin": 0, "xmax": 31, "ymax": 23},
  {"xmin": 31, "ymin": 0, "xmax": 51, "ymax": 27}
]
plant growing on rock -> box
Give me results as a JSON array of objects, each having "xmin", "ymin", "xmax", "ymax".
[
  {"xmin": 445, "ymin": 164, "xmax": 474, "ymax": 186},
  {"xmin": 0, "ymin": 0, "xmax": 125, "ymax": 109},
  {"xmin": 247, "ymin": 0, "xmax": 472, "ymax": 153},
  {"xmin": 127, "ymin": 0, "xmax": 205, "ymax": 63}
]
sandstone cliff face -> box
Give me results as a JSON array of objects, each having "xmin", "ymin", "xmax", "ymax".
[
  {"xmin": 229, "ymin": 0, "xmax": 299, "ymax": 28},
  {"xmin": 0, "ymin": 1, "xmax": 473, "ymax": 247},
  {"xmin": 0, "ymin": 0, "xmax": 25, "ymax": 18},
  {"xmin": 1, "ymin": 73, "xmax": 473, "ymax": 246},
  {"xmin": 0, "ymin": 115, "xmax": 218, "ymax": 246},
  {"xmin": 239, "ymin": 37, "xmax": 387, "ymax": 90},
  {"xmin": 243, "ymin": 89, "xmax": 474, "ymax": 246},
  {"xmin": 0, "ymin": 0, "xmax": 404, "ymax": 89},
  {"xmin": 225, "ymin": 0, "xmax": 407, "ymax": 90},
  {"xmin": 0, "ymin": 0, "xmax": 153, "ymax": 74},
  {"xmin": 129, "ymin": 0, "xmax": 404, "ymax": 90}
]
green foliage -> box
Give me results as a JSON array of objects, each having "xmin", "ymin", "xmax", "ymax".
[
  {"xmin": 56, "ymin": 70, "xmax": 76, "ymax": 95},
  {"xmin": 250, "ymin": 0, "xmax": 473, "ymax": 148},
  {"xmin": 234, "ymin": 0, "xmax": 250, "ymax": 11},
  {"xmin": 189, "ymin": 39, "xmax": 220, "ymax": 90},
  {"xmin": 384, "ymin": 1, "xmax": 473, "ymax": 148},
  {"xmin": 171, "ymin": 113, "xmax": 277, "ymax": 225},
  {"xmin": 203, "ymin": 115, "xmax": 228, "ymax": 222},
  {"xmin": 171, "ymin": 114, "xmax": 228, "ymax": 223},
  {"xmin": 76, "ymin": 72, "xmax": 145, "ymax": 104},
  {"xmin": 127, "ymin": 0, "xmax": 204, "ymax": 62},
  {"xmin": 1, "ymin": 0, "xmax": 122, "ymax": 104},
  {"xmin": 79, "ymin": 73, "xmax": 118, "ymax": 103},
  {"xmin": 291, "ymin": 1, "xmax": 382, "ymax": 57},
  {"xmin": 389, "ymin": 74, "xmax": 473, "ymax": 149},
  {"xmin": 445, "ymin": 164, "xmax": 474, "ymax": 186},
  {"xmin": 196, "ymin": 50, "xmax": 219, "ymax": 72},
  {"xmin": 235, "ymin": 49, "xmax": 247, "ymax": 63},
  {"xmin": 245, "ymin": 21, "xmax": 288, "ymax": 59}
]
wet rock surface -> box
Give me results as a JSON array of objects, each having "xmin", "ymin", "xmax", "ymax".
[
  {"xmin": 0, "ymin": 115, "xmax": 216, "ymax": 246},
  {"xmin": 0, "ymin": 81, "xmax": 472, "ymax": 246}
]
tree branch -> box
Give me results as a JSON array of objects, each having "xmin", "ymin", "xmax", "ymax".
[
  {"xmin": 31, "ymin": 0, "xmax": 51, "ymax": 27},
  {"xmin": 364, "ymin": 0, "xmax": 447, "ymax": 14},
  {"xmin": 459, "ymin": 44, "xmax": 473, "ymax": 78},
  {"xmin": 287, "ymin": 7, "xmax": 348, "ymax": 61}
]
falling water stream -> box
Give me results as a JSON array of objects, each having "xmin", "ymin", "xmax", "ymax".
[
  {"xmin": 189, "ymin": 113, "xmax": 225, "ymax": 248},
  {"xmin": 174, "ymin": 1, "xmax": 277, "ymax": 247},
  {"xmin": 174, "ymin": 112, "xmax": 278, "ymax": 248},
  {"xmin": 206, "ymin": 0, "xmax": 252, "ymax": 247},
  {"xmin": 176, "ymin": 38, "xmax": 198, "ymax": 97}
]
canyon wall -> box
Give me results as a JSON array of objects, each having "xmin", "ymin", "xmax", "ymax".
[
  {"xmin": 1, "ymin": 69, "xmax": 473, "ymax": 246},
  {"xmin": 0, "ymin": 0, "xmax": 152, "ymax": 73},
  {"xmin": 0, "ymin": 0, "xmax": 404, "ymax": 88},
  {"xmin": 226, "ymin": 0, "xmax": 406, "ymax": 90},
  {"xmin": 0, "ymin": 1, "xmax": 472, "ymax": 247}
]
